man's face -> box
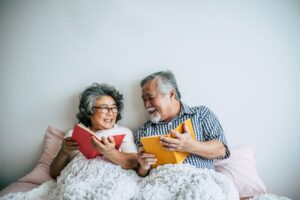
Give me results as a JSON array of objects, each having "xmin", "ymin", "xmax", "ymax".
[{"xmin": 141, "ymin": 80, "xmax": 173, "ymax": 123}]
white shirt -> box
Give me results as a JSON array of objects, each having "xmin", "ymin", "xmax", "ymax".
[{"xmin": 65, "ymin": 124, "xmax": 138, "ymax": 153}]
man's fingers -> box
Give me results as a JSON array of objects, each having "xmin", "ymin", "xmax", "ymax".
[
  {"xmin": 163, "ymin": 147, "xmax": 177, "ymax": 151},
  {"xmin": 160, "ymin": 136, "xmax": 180, "ymax": 144},
  {"xmin": 160, "ymin": 141, "xmax": 179, "ymax": 148},
  {"xmin": 138, "ymin": 147, "xmax": 144, "ymax": 154},
  {"xmin": 140, "ymin": 158, "xmax": 157, "ymax": 170},
  {"xmin": 183, "ymin": 122, "xmax": 190, "ymax": 134},
  {"xmin": 140, "ymin": 153, "xmax": 156, "ymax": 159},
  {"xmin": 169, "ymin": 130, "xmax": 182, "ymax": 138},
  {"xmin": 144, "ymin": 158, "xmax": 157, "ymax": 163}
]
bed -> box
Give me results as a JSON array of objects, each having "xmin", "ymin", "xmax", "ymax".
[{"xmin": 0, "ymin": 126, "xmax": 291, "ymax": 200}]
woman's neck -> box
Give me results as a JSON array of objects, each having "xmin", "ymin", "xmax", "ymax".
[{"xmin": 89, "ymin": 125, "xmax": 115, "ymax": 132}]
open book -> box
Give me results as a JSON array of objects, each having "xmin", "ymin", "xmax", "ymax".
[
  {"xmin": 140, "ymin": 118, "xmax": 196, "ymax": 168},
  {"xmin": 71, "ymin": 123, "xmax": 126, "ymax": 159}
]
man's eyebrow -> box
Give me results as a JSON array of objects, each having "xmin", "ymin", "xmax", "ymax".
[{"xmin": 142, "ymin": 93, "xmax": 153, "ymax": 98}]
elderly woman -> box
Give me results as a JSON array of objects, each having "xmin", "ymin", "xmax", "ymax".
[{"xmin": 50, "ymin": 83, "xmax": 138, "ymax": 179}]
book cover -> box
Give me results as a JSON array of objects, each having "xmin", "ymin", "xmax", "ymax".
[
  {"xmin": 140, "ymin": 118, "xmax": 196, "ymax": 168},
  {"xmin": 71, "ymin": 123, "xmax": 126, "ymax": 159}
]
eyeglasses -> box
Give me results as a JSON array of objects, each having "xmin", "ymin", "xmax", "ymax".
[{"xmin": 93, "ymin": 106, "xmax": 118, "ymax": 114}]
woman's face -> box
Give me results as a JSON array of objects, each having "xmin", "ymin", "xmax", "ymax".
[{"xmin": 89, "ymin": 95, "xmax": 118, "ymax": 131}]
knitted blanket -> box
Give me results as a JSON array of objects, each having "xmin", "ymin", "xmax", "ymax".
[{"xmin": 0, "ymin": 154, "xmax": 287, "ymax": 200}]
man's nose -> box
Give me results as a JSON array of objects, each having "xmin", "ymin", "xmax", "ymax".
[{"xmin": 144, "ymin": 100, "xmax": 151, "ymax": 108}]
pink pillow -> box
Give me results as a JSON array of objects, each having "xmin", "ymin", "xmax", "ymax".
[
  {"xmin": 0, "ymin": 182, "xmax": 38, "ymax": 197},
  {"xmin": 18, "ymin": 126, "xmax": 64, "ymax": 184},
  {"xmin": 214, "ymin": 145, "xmax": 267, "ymax": 198}
]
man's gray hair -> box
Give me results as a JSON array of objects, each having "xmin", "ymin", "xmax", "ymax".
[
  {"xmin": 140, "ymin": 70, "xmax": 181, "ymax": 100},
  {"xmin": 76, "ymin": 83, "xmax": 123, "ymax": 127}
]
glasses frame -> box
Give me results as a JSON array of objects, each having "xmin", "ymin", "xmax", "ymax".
[{"xmin": 93, "ymin": 106, "xmax": 118, "ymax": 114}]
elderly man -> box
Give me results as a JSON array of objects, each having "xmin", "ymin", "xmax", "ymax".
[{"xmin": 134, "ymin": 70, "xmax": 230, "ymax": 177}]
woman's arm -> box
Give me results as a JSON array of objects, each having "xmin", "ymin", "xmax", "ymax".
[
  {"xmin": 49, "ymin": 149, "xmax": 69, "ymax": 179},
  {"xmin": 50, "ymin": 137, "xmax": 79, "ymax": 179},
  {"xmin": 104, "ymin": 151, "xmax": 138, "ymax": 169},
  {"xmin": 91, "ymin": 136, "xmax": 138, "ymax": 169}
]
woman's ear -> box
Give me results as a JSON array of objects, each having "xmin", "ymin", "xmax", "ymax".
[{"xmin": 169, "ymin": 89, "xmax": 176, "ymax": 99}]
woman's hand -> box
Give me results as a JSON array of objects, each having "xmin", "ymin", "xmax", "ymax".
[
  {"xmin": 60, "ymin": 137, "xmax": 79, "ymax": 155},
  {"xmin": 91, "ymin": 136, "xmax": 116, "ymax": 156}
]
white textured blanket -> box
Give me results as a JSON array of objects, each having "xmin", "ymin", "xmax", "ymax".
[{"xmin": 0, "ymin": 154, "xmax": 289, "ymax": 200}]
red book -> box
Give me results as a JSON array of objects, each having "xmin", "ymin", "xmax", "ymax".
[{"xmin": 71, "ymin": 123, "xmax": 126, "ymax": 159}]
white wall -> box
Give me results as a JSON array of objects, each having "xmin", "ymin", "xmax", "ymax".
[{"xmin": 0, "ymin": 0, "xmax": 299, "ymax": 199}]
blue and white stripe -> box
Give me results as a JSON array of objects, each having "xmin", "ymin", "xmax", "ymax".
[{"xmin": 134, "ymin": 103, "xmax": 230, "ymax": 169}]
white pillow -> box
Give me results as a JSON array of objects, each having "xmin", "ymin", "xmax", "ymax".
[{"xmin": 214, "ymin": 145, "xmax": 267, "ymax": 198}]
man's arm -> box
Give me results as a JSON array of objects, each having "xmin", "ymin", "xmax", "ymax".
[
  {"xmin": 135, "ymin": 147, "xmax": 157, "ymax": 177},
  {"xmin": 160, "ymin": 124, "xmax": 226, "ymax": 159},
  {"xmin": 187, "ymin": 139, "xmax": 226, "ymax": 159}
]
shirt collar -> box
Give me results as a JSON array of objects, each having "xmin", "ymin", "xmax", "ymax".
[{"xmin": 178, "ymin": 102, "xmax": 197, "ymax": 116}]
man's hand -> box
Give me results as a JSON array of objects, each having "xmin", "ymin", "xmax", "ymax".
[
  {"xmin": 136, "ymin": 147, "xmax": 157, "ymax": 176},
  {"xmin": 60, "ymin": 137, "xmax": 79, "ymax": 155},
  {"xmin": 91, "ymin": 136, "xmax": 116, "ymax": 156},
  {"xmin": 160, "ymin": 123, "xmax": 196, "ymax": 152}
]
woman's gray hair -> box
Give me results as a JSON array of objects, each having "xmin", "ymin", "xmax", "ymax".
[
  {"xmin": 140, "ymin": 70, "xmax": 181, "ymax": 100},
  {"xmin": 76, "ymin": 83, "xmax": 123, "ymax": 127}
]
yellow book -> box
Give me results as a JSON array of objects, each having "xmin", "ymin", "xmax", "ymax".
[{"xmin": 140, "ymin": 118, "xmax": 196, "ymax": 168}]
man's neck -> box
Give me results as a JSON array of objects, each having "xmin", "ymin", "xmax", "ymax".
[{"xmin": 163, "ymin": 100, "xmax": 181, "ymax": 123}]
